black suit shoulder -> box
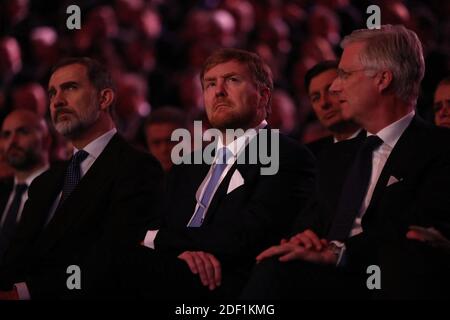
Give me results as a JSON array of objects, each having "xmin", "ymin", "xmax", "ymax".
[{"xmin": 305, "ymin": 135, "xmax": 334, "ymax": 158}]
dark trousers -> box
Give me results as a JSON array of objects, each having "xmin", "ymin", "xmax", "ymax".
[{"xmin": 112, "ymin": 246, "xmax": 247, "ymax": 300}]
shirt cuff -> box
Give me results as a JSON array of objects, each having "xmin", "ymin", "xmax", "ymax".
[
  {"xmin": 15, "ymin": 282, "xmax": 31, "ymax": 300},
  {"xmin": 142, "ymin": 230, "xmax": 159, "ymax": 249},
  {"xmin": 329, "ymin": 240, "xmax": 346, "ymax": 266}
]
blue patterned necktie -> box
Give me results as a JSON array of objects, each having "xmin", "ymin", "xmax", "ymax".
[
  {"xmin": 188, "ymin": 147, "xmax": 232, "ymax": 227},
  {"xmin": 327, "ymin": 135, "xmax": 383, "ymax": 241},
  {"xmin": 0, "ymin": 183, "xmax": 28, "ymax": 261},
  {"xmin": 59, "ymin": 149, "xmax": 89, "ymax": 206}
]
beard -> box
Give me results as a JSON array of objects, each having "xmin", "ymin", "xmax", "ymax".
[
  {"xmin": 6, "ymin": 146, "xmax": 40, "ymax": 170},
  {"xmin": 53, "ymin": 105, "xmax": 100, "ymax": 138},
  {"xmin": 208, "ymin": 105, "xmax": 257, "ymax": 131}
]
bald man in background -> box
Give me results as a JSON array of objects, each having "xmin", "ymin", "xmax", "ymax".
[{"xmin": 0, "ymin": 110, "xmax": 50, "ymax": 264}]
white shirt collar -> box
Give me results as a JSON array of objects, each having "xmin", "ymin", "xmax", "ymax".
[
  {"xmin": 73, "ymin": 128, "xmax": 117, "ymax": 160},
  {"xmin": 14, "ymin": 164, "xmax": 50, "ymax": 187},
  {"xmin": 367, "ymin": 111, "xmax": 415, "ymax": 149},
  {"xmin": 216, "ymin": 120, "xmax": 267, "ymax": 159}
]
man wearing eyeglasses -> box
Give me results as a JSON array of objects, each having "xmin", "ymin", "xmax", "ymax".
[{"xmin": 242, "ymin": 24, "xmax": 450, "ymax": 299}]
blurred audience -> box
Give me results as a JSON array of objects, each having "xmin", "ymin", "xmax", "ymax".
[
  {"xmin": 0, "ymin": 0, "xmax": 448, "ymax": 148},
  {"xmin": 433, "ymin": 76, "xmax": 450, "ymax": 128},
  {"xmin": 115, "ymin": 72, "xmax": 151, "ymax": 142},
  {"xmin": 144, "ymin": 106, "xmax": 187, "ymax": 172},
  {"xmin": 267, "ymin": 89, "xmax": 297, "ymax": 135}
]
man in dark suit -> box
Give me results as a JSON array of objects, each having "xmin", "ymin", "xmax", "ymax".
[
  {"xmin": 241, "ymin": 25, "xmax": 450, "ymax": 299},
  {"xmin": 117, "ymin": 48, "xmax": 316, "ymax": 299},
  {"xmin": 0, "ymin": 57, "xmax": 164, "ymax": 299},
  {"xmin": 0, "ymin": 110, "xmax": 50, "ymax": 264},
  {"xmin": 304, "ymin": 60, "xmax": 360, "ymax": 157}
]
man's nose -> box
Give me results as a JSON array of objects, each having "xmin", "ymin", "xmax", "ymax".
[
  {"xmin": 441, "ymin": 104, "xmax": 450, "ymax": 116},
  {"xmin": 215, "ymin": 80, "xmax": 227, "ymax": 97},
  {"xmin": 320, "ymin": 93, "xmax": 332, "ymax": 110},
  {"xmin": 52, "ymin": 91, "xmax": 67, "ymax": 108},
  {"xmin": 329, "ymin": 78, "xmax": 341, "ymax": 92}
]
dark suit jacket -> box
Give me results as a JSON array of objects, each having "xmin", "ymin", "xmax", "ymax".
[
  {"xmin": 295, "ymin": 116, "xmax": 450, "ymax": 297},
  {"xmin": 155, "ymin": 130, "xmax": 316, "ymax": 280},
  {"xmin": 305, "ymin": 135, "xmax": 334, "ymax": 159},
  {"xmin": 0, "ymin": 178, "xmax": 13, "ymax": 221},
  {"xmin": 0, "ymin": 134, "xmax": 164, "ymax": 299}
]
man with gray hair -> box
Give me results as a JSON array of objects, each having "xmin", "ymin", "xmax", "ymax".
[{"xmin": 243, "ymin": 25, "xmax": 450, "ymax": 299}]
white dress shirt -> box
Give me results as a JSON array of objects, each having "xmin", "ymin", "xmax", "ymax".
[
  {"xmin": 330, "ymin": 111, "xmax": 414, "ymax": 266},
  {"xmin": 143, "ymin": 120, "xmax": 268, "ymax": 249},
  {"xmin": 349, "ymin": 111, "xmax": 415, "ymax": 237}
]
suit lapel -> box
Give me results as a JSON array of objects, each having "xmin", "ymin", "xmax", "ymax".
[
  {"xmin": 363, "ymin": 116, "xmax": 426, "ymax": 224},
  {"xmin": 202, "ymin": 129, "xmax": 272, "ymax": 224},
  {"xmin": 13, "ymin": 162, "xmax": 67, "ymax": 249},
  {"xmin": 0, "ymin": 178, "xmax": 14, "ymax": 221},
  {"xmin": 36, "ymin": 134, "xmax": 122, "ymax": 252}
]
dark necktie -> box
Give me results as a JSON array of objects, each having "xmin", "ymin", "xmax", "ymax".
[
  {"xmin": 59, "ymin": 150, "xmax": 89, "ymax": 205},
  {"xmin": 327, "ymin": 135, "xmax": 383, "ymax": 241},
  {"xmin": 0, "ymin": 183, "xmax": 28, "ymax": 261}
]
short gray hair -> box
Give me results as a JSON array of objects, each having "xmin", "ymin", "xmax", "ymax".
[{"xmin": 341, "ymin": 24, "xmax": 425, "ymax": 105}]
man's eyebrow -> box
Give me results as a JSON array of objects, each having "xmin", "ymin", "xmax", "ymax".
[
  {"xmin": 222, "ymin": 72, "xmax": 240, "ymax": 78},
  {"xmin": 60, "ymin": 81, "xmax": 79, "ymax": 88},
  {"xmin": 48, "ymin": 81, "xmax": 79, "ymax": 94},
  {"xmin": 203, "ymin": 76, "xmax": 216, "ymax": 82},
  {"xmin": 309, "ymin": 90, "xmax": 319, "ymax": 97},
  {"xmin": 204, "ymin": 72, "xmax": 240, "ymax": 81}
]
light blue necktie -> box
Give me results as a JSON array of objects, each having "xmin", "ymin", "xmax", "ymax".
[{"xmin": 188, "ymin": 147, "xmax": 232, "ymax": 227}]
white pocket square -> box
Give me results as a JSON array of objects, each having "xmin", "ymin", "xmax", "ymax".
[
  {"xmin": 227, "ymin": 169, "xmax": 245, "ymax": 194},
  {"xmin": 387, "ymin": 175, "xmax": 403, "ymax": 187}
]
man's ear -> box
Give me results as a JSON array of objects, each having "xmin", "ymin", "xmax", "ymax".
[
  {"xmin": 376, "ymin": 70, "xmax": 393, "ymax": 93},
  {"xmin": 260, "ymin": 87, "xmax": 270, "ymax": 108},
  {"xmin": 99, "ymin": 88, "xmax": 115, "ymax": 111}
]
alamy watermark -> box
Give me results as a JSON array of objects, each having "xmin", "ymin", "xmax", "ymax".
[
  {"xmin": 366, "ymin": 264, "xmax": 381, "ymax": 290},
  {"xmin": 170, "ymin": 121, "xmax": 280, "ymax": 175}
]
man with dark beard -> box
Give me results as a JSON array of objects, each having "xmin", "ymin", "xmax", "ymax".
[
  {"xmin": 0, "ymin": 57, "xmax": 163, "ymax": 299},
  {"xmin": 0, "ymin": 110, "xmax": 50, "ymax": 264}
]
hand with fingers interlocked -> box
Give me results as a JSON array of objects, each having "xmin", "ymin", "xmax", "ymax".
[
  {"xmin": 178, "ymin": 251, "xmax": 222, "ymax": 290},
  {"xmin": 256, "ymin": 229, "xmax": 338, "ymax": 265}
]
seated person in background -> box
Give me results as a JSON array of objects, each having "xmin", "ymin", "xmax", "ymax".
[
  {"xmin": 433, "ymin": 76, "xmax": 450, "ymax": 128},
  {"xmin": 0, "ymin": 110, "xmax": 50, "ymax": 264},
  {"xmin": 304, "ymin": 60, "xmax": 360, "ymax": 157},
  {"xmin": 144, "ymin": 106, "xmax": 188, "ymax": 173}
]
